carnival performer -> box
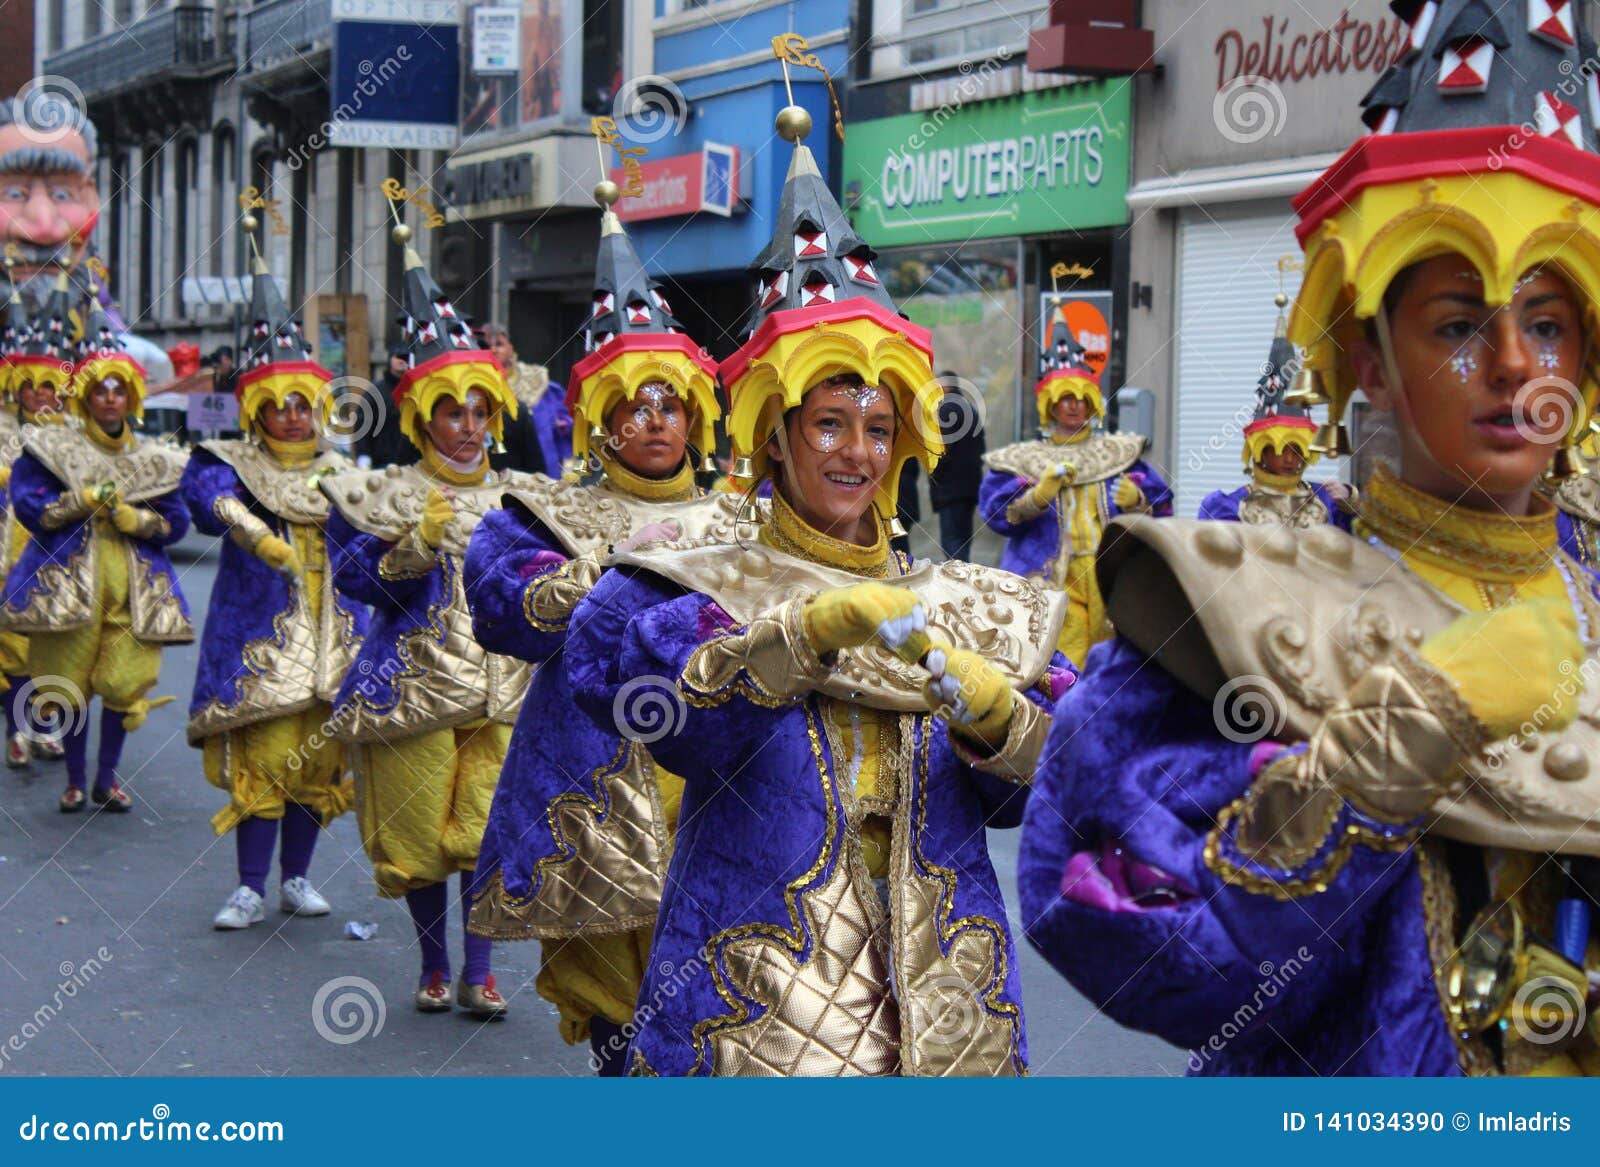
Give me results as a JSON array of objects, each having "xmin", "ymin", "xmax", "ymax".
[
  {"xmin": 466, "ymin": 176, "xmax": 754, "ymax": 1072},
  {"xmin": 2, "ymin": 279, "xmax": 191, "ymax": 813},
  {"xmin": 567, "ymin": 103, "xmax": 1072, "ymax": 1077},
  {"xmin": 183, "ymin": 221, "xmax": 367, "ymax": 930},
  {"xmin": 977, "ymin": 310, "xmax": 1169, "ymax": 665},
  {"xmin": 483, "ymin": 321, "xmax": 572, "ymax": 475},
  {"xmin": 320, "ymin": 212, "xmax": 536, "ymax": 1017},
  {"xmin": 1020, "ymin": 1, "xmax": 1600, "ymax": 1076},
  {"xmin": 0, "ymin": 267, "xmax": 69, "ymax": 767},
  {"xmin": 1197, "ymin": 291, "xmax": 1350, "ymax": 529}
]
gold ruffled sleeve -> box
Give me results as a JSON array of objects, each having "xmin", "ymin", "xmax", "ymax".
[
  {"xmin": 119, "ymin": 505, "xmax": 171, "ymax": 542},
  {"xmin": 213, "ymin": 495, "xmax": 273, "ymax": 555},
  {"xmin": 948, "ymin": 693, "xmax": 1050, "ymax": 785},
  {"xmin": 40, "ymin": 489, "xmax": 95, "ymax": 530},
  {"xmin": 377, "ymin": 525, "xmax": 439, "ymax": 581},
  {"xmin": 523, "ymin": 550, "xmax": 605, "ymax": 633},
  {"xmin": 1209, "ymin": 650, "xmax": 1487, "ymax": 898},
  {"xmin": 1004, "ymin": 488, "xmax": 1050, "ymax": 526},
  {"xmin": 680, "ymin": 598, "xmax": 832, "ymax": 707}
]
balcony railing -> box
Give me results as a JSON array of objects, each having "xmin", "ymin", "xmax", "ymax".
[
  {"xmin": 42, "ymin": 6, "xmax": 225, "ymax": 100},
  {"xmin": 244, "ymin": 0, "xmax": 334, "ymax": 71}
]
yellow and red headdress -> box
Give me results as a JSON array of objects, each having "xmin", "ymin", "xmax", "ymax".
[
  {"xmin": 567, "ymin": 183, "xmax": 720, "ymax": 470},
  {"xmin": 235, "ymin": 253, "xmax": 332, "ymax": 431},
  {"xmin": 389, "ymin": 228, "xmax": 516, "ymax": 453},
  {"xmin": 718, "ymin": 106, "xmax": 940, "ymax": 515},
  {"xmin": 1243, "ymin": 295, "xmax": 1318, "ymax": 469},
  {"xmin": 6, "ymin": 272, "xmax": 78, "ymax": 402},
  {"xmin": 1289, "ymin": 0, "xmax": 1600, "ymax": 453},
  {"xmin": 1034, "ymin": 307, "xmax": 1104, "ymax": 428}
]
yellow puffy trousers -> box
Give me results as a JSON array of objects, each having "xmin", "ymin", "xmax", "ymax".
[
  {"xmin": 26, "ymin": 529, "xmax": 161, "ymax": 720},
  {"xmin": 1056, "ymin": 552, "xmax": 1109, "ymax": 667},
  {"xmin": 353, "ymin": 720, "xmax": 510, "ymax": 898},
  {"xmin": 202, "ymin": 704, "xmax": 353, "ymax": 836},
  {"xmin": 0, "ymin": 630, "xmax": 28, "ymax": 680},
  {"xmin": 535, "ymin": 764, "xmax": 685, "ymax": 1044}
]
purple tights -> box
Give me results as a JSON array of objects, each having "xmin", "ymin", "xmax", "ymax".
[
  {"xmin": 234, "ymin": 803, "xmax": 324, "ymax": 895},
  {"xmin": 62, "ymin": 705, "xmax": 129, "ymax": 794},
  {"xmin": 404, "ymin": 868, "xmax": 493, "ymax": 987}
]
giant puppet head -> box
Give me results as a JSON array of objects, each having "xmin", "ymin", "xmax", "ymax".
[{"xmin": 0, "ymin": 95, "xmax": 100, "ymax": 297}]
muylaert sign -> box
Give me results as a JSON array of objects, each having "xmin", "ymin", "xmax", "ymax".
[{"xmin": 1214, "ymin": 7, "xmax": 1407, "ymax": 89}]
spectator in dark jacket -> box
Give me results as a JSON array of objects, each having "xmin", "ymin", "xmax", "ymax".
[
  {"xmin": 927, "ymin": 370, "xmax": 987, "ymax": 560},
  {"xmin": 355, "ymin": 348, "xmax": 418, "ymax": 469}
]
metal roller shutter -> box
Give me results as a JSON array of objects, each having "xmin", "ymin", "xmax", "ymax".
[{"xmin": 1172, "ymin": 203, "xmax": 1334, "ymax": 518}]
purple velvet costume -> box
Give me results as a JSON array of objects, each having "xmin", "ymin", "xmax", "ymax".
[
  {"xmin": 1018, "ymin": 636, "xmax": 1465, "ymax": 1075},
  {"xmin": 1197, "ymin": 481, "xmax": 1351, "ymax": 527},
  {"xmin": 182, "ymin": 449, "xmax": 369, "ymax": 725},
  {"xmin": 527, "ymin": 384, "xmax": 572, "ymax": 478},
  {"xmin": 567, "ymin": 563, "xmax": 1069, "ymax": 1076},
  {"xmin": 4, "ymin": 450, "xmax": 191, "ymax": 625},
  {"xmin": 979, "ymin": 459, "xmax": 1172, "ymax": 579}
]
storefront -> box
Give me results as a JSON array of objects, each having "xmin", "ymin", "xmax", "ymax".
[
  {"xmin": 841, "ymin": 78, "xmax": 1132, "ymax": 448},
  {"xmin": 1126, "ymin": 0, "xmax": 1406, "ymax": 513}
]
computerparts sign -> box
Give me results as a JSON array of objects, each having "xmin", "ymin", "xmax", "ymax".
[{"xmin": 842, "ymin": 81, "xmax": 1130, "ymax": 246}]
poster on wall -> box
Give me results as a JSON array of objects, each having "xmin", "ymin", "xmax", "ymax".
[
  {"xmin": 1038, "ymin": 289, "xmax": 1114, "ymax": 384},
  {"xmin": 520, "ymin": 0, "xmax": 562, "ymax": 125},
  {"xmin": 472, "ymin": 6, "xmax": 520, "ymax": 74}
]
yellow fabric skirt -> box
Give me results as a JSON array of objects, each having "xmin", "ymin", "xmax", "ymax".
[
  {"xmin": 353, "ymin": 720, "xmax": 511, "ymax": 898},
  {"xmin": 535, "ymin": 764, "xmax": 686, "ymax": 1043},
  {"xmin": 202, "ymin": 704, "xmax": 352, "ymax": 835}
]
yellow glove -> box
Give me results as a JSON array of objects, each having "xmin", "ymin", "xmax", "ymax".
[
  {"xmin": 417, "ymin": 488, "xmax": 455, "ymax": 548},
  {"xmin": 0, "ymin": 465, "xmax": 11, "ymax": 491},
  {"xmin": 111, "ymin": 502, "xmax": 144, "ymax": 536},
  {"xmin": 1419, "ymin": 598, "xmax": 1584, "ymax": 740},
  {"xmin": 1027, "ymin": 463, "xmax": 1075, "ymax": 509},
  {"xmin": 923, "ymin": 644, "xmax": 1015, "ymax": 744},
  {"xmin": 255, "ymin": 534, "xmax": 302, "ymax": 576},
  {"xmin": 803, "ymin": 582, "xmax": 926, "ymax": 658},
  {"xmin": 81, "ymin": 483, "xmax": 117, "ymax": 511},
  {"xmin": 1114, "ymin": 475, "xmax": 1147, "ymax": 512}
]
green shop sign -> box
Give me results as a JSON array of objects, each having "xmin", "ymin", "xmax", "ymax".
[{"xmin": 843, "ymin": 82, "xmax": 1130, "ymax": 246}]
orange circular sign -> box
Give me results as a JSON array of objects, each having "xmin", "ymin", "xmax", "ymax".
[{"xmin": 1053, "ymin": 300, "xmax": 1111, "ymax": 378}]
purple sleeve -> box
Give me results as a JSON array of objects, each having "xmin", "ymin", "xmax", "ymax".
[
  {"xmin": 567, "ymin": 567, "xmax": 813, "ymax": 781},
  {"xmin": 1122, "ymin": 458, "xmax": 1173, "ymax": 517},
  {"xmin": 9, "ymin": 453, "xmax": 64, "ymax": 536},
  {"xmin": 180, "ymin": 451, "xmax": 244, "ymax": 538},
  {"xmin": 1019, "ymin": 636, "xmax": 1413, "ymax": 1048},
  {"xmin": 464, "ymin": 504, "xmax": 570, "ymax": 663},
  {"xmin": 327, "ymin": 509, "xmax": 430, "ymax": 608},
  {"xmin": 1197, "ymin": 487, "xmax": 1243, "ymax": 522},
  {"xmin": 141, "ymin": 487, "xmax": 190, "ymax": 547},
  {"xmin": 978, "ymin": 468, "xmax": 1041, "ymax": 538}
]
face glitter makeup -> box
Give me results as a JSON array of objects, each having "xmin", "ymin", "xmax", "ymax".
[
  {"xmin": 1539, "ymin": 343, "xmax": 1562, "ymax": 371},
  {"xmin": 1450, "ymin": 349, "xmax": 1479, "ymax": 382}
]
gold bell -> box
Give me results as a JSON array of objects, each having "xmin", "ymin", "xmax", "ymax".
[
  {"xmin": 700, "ymin": 454, "xmax": 717, "ymax": 473},
  {"xmin": 492, "ymin": 437, "xmax": 506, "ymax": 455},
  {"xmin": 589, "ymin": 422, "xmax": 606, "ymax": 442},
  {"xmin": 1284, "ymin": 366, "xmax": 1329, "ymax": 409},
  {"xmin": 1550, "ymin": 441, "xmax": 1589, "ymax": 480},
  {"xmin": 730, "ymin": 455, "xmax": 754, "ymax": 479},
  {"xmin": 887, "ymin": 517, "xmax": 907, "ymax": 538},
  {"xmin": 1311, "ymin": 421, "xmax": 1351, "ymax": 457}
]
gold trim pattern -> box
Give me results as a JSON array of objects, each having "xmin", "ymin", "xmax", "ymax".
[
  {"xmin": 982, "ymin": 431, "xmax": 1145, "ymax": 487},
  {"xmin": 199, "ymin": 440, "xmax": 347, "ymax": 525},
  {"xmin": 521, "ymin": 552, "xmax": 604, "ymax": 634},
  {"xmin": 502, "ymin": 475, "xmax": 760, "ymax": 559},
  {"xmin": 318, "ymin": 463, "xmax": 542, "ymax": 556},
  {"xmin": 22, "ymin": 422, "xmax": 187, "ymax": 505},
  {"xmin": 1237, "ymin": 483, "xmax": 1332, "ymax": 529}
]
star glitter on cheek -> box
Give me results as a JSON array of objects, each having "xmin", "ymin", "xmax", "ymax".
[
  {"xmin": 1538, "ymin": 343, "xmax": 1562, "ymax": 371},
  {"xmin": 817, "ymin": 430, "xmax": 837, "ymax": 451},
  {"xmin": 871, "ymin": 438, "xmax": 888, "ymax": 458},
  {"xmin": 1450, "ymin": 350, "xmax": 1479, "ymax": 383}
]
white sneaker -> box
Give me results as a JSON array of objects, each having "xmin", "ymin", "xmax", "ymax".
[
  {"xmin": 280, "ymin": 876, "xmax": 331, "ymax": 917},
  {"xmin": 213, "ymin": 886, "xmax": 264, "ymax": 930}
]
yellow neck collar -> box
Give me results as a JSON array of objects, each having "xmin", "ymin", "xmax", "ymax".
[
  {"xmin": 260, "ymin": 432, "xmax": 318, "ymax": 468},
  {"xmin": 1050, "ymin": 426, "xmax": 1093, "ymax": 446},
  {"xmin": 1251, "ymin": 467, "xmax": 1305, "ymax": 494},
  {"xmin": 21, "ymin": 408, "xmax": 65, "ymax": 426},
  {"xmin": 762, "ymin": 488, "xmax": 893, "ymax": 578},
  {"xmin": 421, "ymin": 444, "xmax": 490, "ymax": 488},
  {"xmin": 84, "ymin": 415, "xmax": 133, "ymax": 453},
  {"xmin": 1357, "ymin": 463, "xmax": 1557, "ymax": 585},
  {"xmin": 602, "ymin": 454, "xmax": 697, "ymax": 502}
]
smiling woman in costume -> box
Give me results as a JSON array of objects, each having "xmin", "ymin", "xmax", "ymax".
[
  {"xmin": 978, "ymin": 310, "xmax": 1170, "ymax": 667},
  {"xmin": 566, "ymin": 103, "xmax": 1073, "ymax": 1077},
  {"xmin": 319, "ymin": 218, "xmax": 538, "ymax": 1018},
  {"xmin": 182, "ymin": 226, "xmax": 367, "ymax": 931},
  {"xmin": 3, "ymin": 276, "xmax": 191, "ymax": 814},
  {"xmin": 465, "ymin": 177, "xmax": 753, "ymax": 1074},
  {"xmin": 1020, "ymin": 0, "xmax": 1600, "ymax": 1076}
]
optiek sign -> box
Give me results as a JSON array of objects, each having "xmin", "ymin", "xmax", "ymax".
[{"xmin": 843, "ymin": 81, "xmax": 1131, "ymax": 246}]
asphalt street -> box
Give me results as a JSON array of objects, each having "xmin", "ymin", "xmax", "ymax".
[{"xmin": 0, "ymin": 527, "xmax": 1178, "ymax": 1077}]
